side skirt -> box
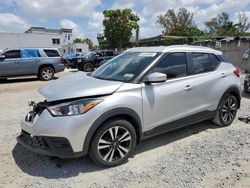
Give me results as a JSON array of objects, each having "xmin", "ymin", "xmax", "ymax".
[{"xmin": 142, "ymin": 110, "xmax": 216, "ymax": 139}]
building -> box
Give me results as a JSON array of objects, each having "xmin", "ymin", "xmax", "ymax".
[
  {"xmin": 0, "ymin": 27, "xmax": 89, "ymax": 56},
  {"xmin": 192, "ymin": 37, "xmax": 250, "ymax": 72}
]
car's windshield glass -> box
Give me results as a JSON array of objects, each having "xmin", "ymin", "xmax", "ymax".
[
  {"xmin": 84, "ymin": 52, "xmax": 96, "ymax": 58},
  {"xmin": 91, "ymin": 52, "xmax": 161, "ymax": 82}
]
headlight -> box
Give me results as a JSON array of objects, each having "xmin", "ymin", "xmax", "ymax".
[{"xmin": 48, "ymin": 99, "xmax": 103, "ymax": 116}]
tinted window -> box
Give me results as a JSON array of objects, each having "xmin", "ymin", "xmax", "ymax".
[
  {"xmin": 21, "ymin": 49, "xmax": 40, "ymax": 58},
  {"xmin": 218, "ymin": 55, "xmax": 228, "ymax": 62},
  {"xmin": 209, "ymin": 54, "xmax": 220, "ymax": 69},
  {"xmin": 52, "ymin": 38, "xmax": 60, "ymax": 44},
  {"xmin": 4, "ymin": 50, "xmax": 21, "ymax": 59},
  {"xmin": 152, "ymin": 53, "xmax": 187, "ymax": 79},
  {"xmin": 192, "ymin": 53, "xmax": 211, "ymax": 74},
  {"xmin": 106, "ymin": 51, "xmax": 114, "ymax": 56},
  {"xmin": 43, "ymin": 49, "xmax": 60, "ymax": 57}
]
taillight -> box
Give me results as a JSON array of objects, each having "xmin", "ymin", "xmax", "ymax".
[
  {"xmin": 233, "ymin": 67, "xmax": 240, "ymax": 77},
  {"xmin": 60, "ymin": 57, "xmax": 65, "ymax": 64}
]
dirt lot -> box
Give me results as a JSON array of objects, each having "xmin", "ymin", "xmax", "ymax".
[{"xmin": 0, "ymin": 70, "xmax": 250, "ymax": 188}]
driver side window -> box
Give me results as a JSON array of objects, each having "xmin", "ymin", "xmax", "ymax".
[
  {"xmin": 3, "ymin": 50, "xmax": 21, "ymax": 59},
  {"xmin": 151, "ymin": 53, "xmax": 187, "ymax": 79}
]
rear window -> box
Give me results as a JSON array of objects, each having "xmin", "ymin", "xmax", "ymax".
[{"xmin": 43, "ymin": 49, "xmax": 60, "ymax": 57}]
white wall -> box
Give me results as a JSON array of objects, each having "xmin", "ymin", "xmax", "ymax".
[{"xmin": 0, "ymin": 33, "xmax": 73, "ymax": 51}]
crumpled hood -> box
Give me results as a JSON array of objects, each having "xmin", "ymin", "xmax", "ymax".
[{"xmin": 38, "ymin": 72, "xmax": 123, "ymax": 101}]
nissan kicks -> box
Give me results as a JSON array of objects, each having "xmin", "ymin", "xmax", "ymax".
[{"xmin": 17, "ymin": 45, "xmax": 241, "ymax": 167}]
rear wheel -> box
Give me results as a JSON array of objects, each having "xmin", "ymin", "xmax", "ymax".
[
  {"xmin": 39, "ymin": 67, "xmax": 54, "ymax": 81},
  {"xmin": 89, "ymin": 119, "xmax": 137, "ymax": 167},
  {"xmin": 213, "ymin": 94, "xmax": 238, "ymax": 126},
  {"xmin": 83, "ymin": 63, "xmax": 94, "ymax": 72}
]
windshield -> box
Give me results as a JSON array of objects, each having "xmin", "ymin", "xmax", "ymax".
[
  {"xmin": 91, "ymin": 52, "xmax": 161, "ymax": 82},
  {"xmin": 83, "ymin": 52, "xmax": 96, "ymax": 58}
]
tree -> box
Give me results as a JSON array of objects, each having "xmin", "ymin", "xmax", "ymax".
[
  {"xmin": 205, "ymin": 12, "xmax": 238, "ymax": 36},
  {"xmin": 97, "ymin": 33, "xmax": 107, "ymax": 49},
  {"xmin": 101, "ymin": 9, "xmax": 139, "ymax": 50},
  {"xmin": 156, "ymin": 8, "xmax": 203, "ymax": 36},
  {"xmin": 82, "ymin": 38, "xmax": 94, "ymax": 50},
  {"xmin": 73, "ymin": 38, "xmax": 81, "ymax": 43},
  {"xmin": 237, "ymin": 12, "xmax": 250, "ymax": 33}
]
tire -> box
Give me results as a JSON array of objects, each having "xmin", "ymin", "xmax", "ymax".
[
  {"xmin": 83, "ymin": 63, "xmax": 94, "ymax": 72},
  {"xmin": 213, "ymin": 94, "xmax": 238, "ymax": 126},
  {"xmin": 39, "ymin": 67, "xmax": 54, "ymax": 81},
  {"xmin": 89, "ymin": 119, "xmax": 137, "ymax": 167},
  {"xmin": 244, "ymin": 80, "xmax": 250, "ymax": 93}
]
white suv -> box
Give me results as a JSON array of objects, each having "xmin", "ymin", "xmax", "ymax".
[{"xmin": 17, "ymin": 45, "xmax": 241, "ymax": 167}]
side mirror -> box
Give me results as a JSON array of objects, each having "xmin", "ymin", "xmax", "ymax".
[
  {"xmin": 0, "ymin": 55, "xmax": 5, "ymax": 61},
  {"xmin": 145, "ymin": 72, "xmax": 167, "ymax": 83}
]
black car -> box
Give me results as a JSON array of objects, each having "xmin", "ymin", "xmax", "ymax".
[
  {"xmin": 244, "ymin": 74, "xmax": 250, "ymax": 93},
  {"xmin": 72, "ymin": 50, "xmax": 116, "ymax": 72}
]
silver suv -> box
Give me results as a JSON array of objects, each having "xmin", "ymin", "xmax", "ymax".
[
  {"xmin": 17, "ymin": 45, "xmax": 241, "ymax": 167},
  {"xmin": 0, "ymin": 48, "xmax": 65, "ymax": 81}
]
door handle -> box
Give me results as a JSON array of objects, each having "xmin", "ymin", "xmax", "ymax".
[
  {"xmin": 184, "ymin": 85, "xmax": 193, "ymax": 91},
  {"xmin": 220, "ymin": 73, "xmax": 226, "ymax": 78}
]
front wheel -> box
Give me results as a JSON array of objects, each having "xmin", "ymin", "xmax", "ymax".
[
  {"xmin": 89, "ymin": 119, "xmax": 137, "ymax": 167},
  {"xmin": 83, "ymin": 63, "xmax": 94, "ymax": 72},
  {"xmin": 213, "ymin": 94, "xmax": 238, "ymax": 126}
]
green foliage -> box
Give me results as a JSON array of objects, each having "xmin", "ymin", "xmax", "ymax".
[
  {"xmin": 156, "ymin": 8, "xmax": 203, "ymax": 36},
  {"xmin": 73, "ymin": 38, "xmax": 82, "ymax": 43},
  {"xmin": 82, "ymin": 38, "xmax": 94, "ymax": 50},
  {"xmin": 97, "ymin": 33, "xmax": 108, "ymax": 49},
  {"xmin": 237, "ymin": 12, "xmax": 250, "ymax": 33},
  {"xmin": 205, "ymin": 12, "xmax": 238, "ymax": 36},
  {"xmin": 101, "ymin": 9, "xmax": 139, "ymax": 49}
]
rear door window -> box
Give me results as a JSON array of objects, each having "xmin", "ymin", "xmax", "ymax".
[
  {"xmin": 43, "ymin": 49, "xmax": 60, "ymax": 57},
  {"xmin": 191, "ymin": 53, "xmax": 211, "ymax": 74},
  {"xmin": 209, "ymin": 54, "xmax": 220, "ymax": 70},
  {"xmin": 21, "ymin": 49, "xmax": 40, "ymax": 58},
  {"xmin": 3, "ymin": 50, "xmax": 21, "ymax": 59}
]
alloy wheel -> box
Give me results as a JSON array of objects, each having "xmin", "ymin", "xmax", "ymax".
[
  {"xmin": 221, "ymin": 96, "xmax": 237, "ymax": 124},
  {"xmin": 97, "ymin": 126, "xmax": 132, "ymax": 162}
]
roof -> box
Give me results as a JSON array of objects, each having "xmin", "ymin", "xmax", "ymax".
[{"xmin": 125, "ymin": 45, "xmax": 223, "ymax": 55}]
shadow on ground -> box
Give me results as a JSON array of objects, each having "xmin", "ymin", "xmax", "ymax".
[
  {"xmin": 0, "ymin": 77, "xmax": 58, "ymax": 84},
  {"xmin": 12, "ymin": 121, "xmax": 220, "ymax": 179},
  {"xmin": 242, "ymin": 91, "xmax": 250, "ymax": 99}
]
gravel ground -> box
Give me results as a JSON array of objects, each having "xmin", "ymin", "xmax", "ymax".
[{"xmin": 0, "ymin": 70, "xmax": 249, "ymax": 188}]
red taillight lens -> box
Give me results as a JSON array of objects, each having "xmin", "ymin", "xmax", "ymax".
[
  {"xmin": 233, "ymin": 67, "xmax": 240, "ymax": 77},
  {"xmin": 60, "ymin": 57, "xmax": 65, "ymax": 64}
]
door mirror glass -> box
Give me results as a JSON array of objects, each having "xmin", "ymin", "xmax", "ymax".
[
  {"xmin": 0, "ymin": 55, "xmax": 5, "ymax": 61},
  {"xmin": 145, "ymin": 72, "xmax": 167, "ymax": 83}
]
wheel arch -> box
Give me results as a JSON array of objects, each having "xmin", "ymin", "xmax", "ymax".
[
  {"xmin": 38, "ymin": 64, "xmax": 55, "ymax": 73},
  {"xmin": 83, "ymin": 108, "xmax": 142, "ymax": 154},
  {"xmin": 221, "ymin": 86, "xmax": 241, "ymax": 109}
]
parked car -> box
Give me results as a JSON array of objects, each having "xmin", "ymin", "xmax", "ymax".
[
  {"xmin": 0, "ymin": 48, "xmax": 65, "ymax": 81},
  {"xmin": 72, "ymin": 50, "xmax": 116, "ymax": 72},
  {"xmin": 64, "ymin": 52, "xmax": 81, "ymax": 68},
  {"xmin": 17, "ymin": 45, "xmax": 241, "ymax": 167},
  {"xmin": 244, "ymin": 75, "xmax": 250, "ymax": 92}
]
